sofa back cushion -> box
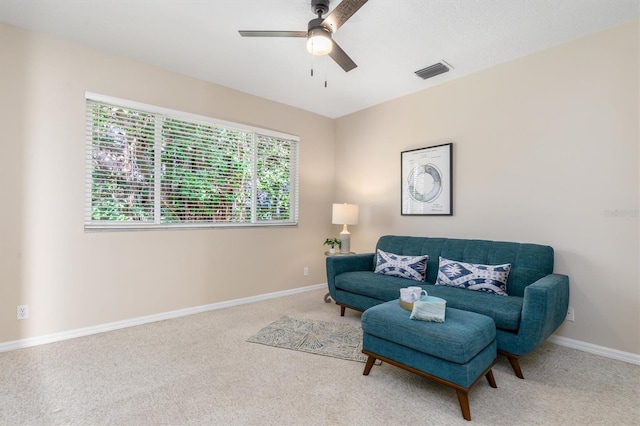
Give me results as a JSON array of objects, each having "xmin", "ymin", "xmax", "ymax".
[{"xmin": 375, "ymin": 235, "xmax": 554, "ymax": 297}]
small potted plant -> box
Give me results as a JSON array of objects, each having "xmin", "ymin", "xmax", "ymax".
[{"xmin": 323, "ymin": 237, "xmax": 342, "ymax": 254}]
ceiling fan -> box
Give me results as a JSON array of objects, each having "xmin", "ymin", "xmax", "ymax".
[{"xmin": 239, "ymin": 0, "xmax": 368, "ymax": 72}]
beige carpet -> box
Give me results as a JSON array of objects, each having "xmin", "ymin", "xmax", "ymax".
[{"xmin": 0, "ymin": 288, "xmax": 638, "ymax": 425}]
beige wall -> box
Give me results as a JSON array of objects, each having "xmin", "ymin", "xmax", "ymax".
[
  {"xmin": 335, "ymin": 21, "xmax": 639, "ymax": 355},
  {"xmin": 0, "ymin": 23, "xmax": 336, "ymax": 342}
]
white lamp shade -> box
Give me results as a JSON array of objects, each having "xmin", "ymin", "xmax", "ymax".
[{"xmin": 332, "ymin": 203, "xmax": 359, "ymax": 225}]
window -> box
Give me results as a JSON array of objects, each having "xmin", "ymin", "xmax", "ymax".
[{"xmin": 85, "ymin": 93, "xmax": 299, "ymax": 230}]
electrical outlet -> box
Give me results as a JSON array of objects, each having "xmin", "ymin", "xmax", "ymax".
[
  {"xmin": 303, "ymin": 267, "xmax": 309, "ymax": 276},
  {"xmin": 566, "ymin": 307, "xmax": 575, "ymax": 322},
  {"xmin": 17, "ymin": 305, "xmax": 29, "ymax": 320}
]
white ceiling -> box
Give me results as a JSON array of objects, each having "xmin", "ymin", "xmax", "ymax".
[{"xmin": 1, "ymin": 0, "xmax": 638, "ymax": 118}]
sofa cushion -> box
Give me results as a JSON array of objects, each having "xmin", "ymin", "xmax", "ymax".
[
  {"xmin": 425, "ymin": 284, "xmax": 523, "ymax": 331},
  {"xmin": 374, "ymin": 249, "xmax": 427, "ymax": 281},
  {"xmin": 335, "ymin": 271, "xmax": 423, "ymax": 302},
  {"xmin": 335, "ymin": 271, "xmax": 522, "ymax": 331},
  {"xmin": 436, "ymin": 256, "xmax": 510, "ymax": 296}
]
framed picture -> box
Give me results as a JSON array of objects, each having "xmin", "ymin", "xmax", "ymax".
[{"xmin": 401, "ymin": 143, "xmax": 453, "ymax": 215}]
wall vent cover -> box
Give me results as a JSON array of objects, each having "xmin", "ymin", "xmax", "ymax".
[{"xmin": 415, "ymin": 62, "xmax": 450, "ymax": 80}]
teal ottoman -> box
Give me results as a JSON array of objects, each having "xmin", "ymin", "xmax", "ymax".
[{"xmin": 361, "ymin": 300, "xmax": 497, "ymax": 421}]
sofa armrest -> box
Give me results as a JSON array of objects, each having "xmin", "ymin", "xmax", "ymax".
[
  {"xmin": 326, "ymin": 253, "xmax": 375, "ymax": 297},
  {"xmin": 516, "ymin": 273, "xmax": 570, "ymax": 354}
]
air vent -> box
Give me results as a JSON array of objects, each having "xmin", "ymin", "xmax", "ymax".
[{"xmin": 415, "ymin": 62, "xmax": 450, "ymax": 80}]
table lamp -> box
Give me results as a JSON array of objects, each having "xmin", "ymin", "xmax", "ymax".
[{"xmin": 332, "ymin": 203, "xmax": 359, "ymax": 254}]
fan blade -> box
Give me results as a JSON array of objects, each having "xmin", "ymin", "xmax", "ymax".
[
  {"xmin": 238, "ymin": 30, "xmax": 307, "ymax": 37},
  {"xmin": 322, "ymin": 0, "xmax": 368, "ymax": 32},
  {"xmin": 329, "ymin": 40, "xmax": 357, "ymax": 72}
]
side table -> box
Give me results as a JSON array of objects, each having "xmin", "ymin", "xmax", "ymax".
[{"xmin": 324, "ymin": 251, "xmax": 355, "ymax": 303}]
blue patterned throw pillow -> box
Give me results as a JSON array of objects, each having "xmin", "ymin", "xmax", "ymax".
[
  {"xmin": 436, "ymin": 257, "xmax": 511, "ymax": 296},
  {"xmin": 374, "ymin": 249, "xmax": 428, "ymax": 281}
]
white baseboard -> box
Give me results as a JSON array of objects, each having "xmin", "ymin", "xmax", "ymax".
[
  {"xmin": 3, "ymin": 285, "xmax": 639, "ymax": 367},
  {"xmin": 0, "ymin": 283, "xmax": 327, "ymax": 353},
  {"xmin": 547, "ymin": 334, "xmax": 640, "ymax": 365}
]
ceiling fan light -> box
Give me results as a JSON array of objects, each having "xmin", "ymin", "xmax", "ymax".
[{"xmin": 306, "ymin": 28, "xmax": 333, "ymax": 56}]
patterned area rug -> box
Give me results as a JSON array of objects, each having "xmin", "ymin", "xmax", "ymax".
[{"xmin": 247, "ymin": 316, "xmax": 374, "ymax": 363}]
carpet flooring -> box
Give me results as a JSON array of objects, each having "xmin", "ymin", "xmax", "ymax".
[{"xmin": 0, "ymin": 288, "xmax": 639, "ymax": 425}]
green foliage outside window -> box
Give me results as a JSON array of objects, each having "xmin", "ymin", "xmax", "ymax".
[
  {"xmin": 90, "ymin": 105, "xmax": 155, "ymax": 222},
  {"xmin": 87, "ymin": 100, "xmax": 297, "ymax": 228},
  {"xmin": 256, "ymin": 135, "xmax": 292, "ymax": 221}
]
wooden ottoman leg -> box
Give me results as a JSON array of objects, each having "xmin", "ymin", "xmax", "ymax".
[
  {"xmin": 455, "ymin": 389, "xmax": 472, "ymax": 421},
  {"xmin": 362, "ymin": 354, "xmax": 376, "ymax": 375},
  {"xmin": 340, "ymin": 305, "xmax": 346, "ymax": 316},
  {"xmin": 485, "ymin": 369, "xmax": 497, "ymax": 388}
]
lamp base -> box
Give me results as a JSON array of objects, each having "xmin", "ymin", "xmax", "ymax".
[{"xmin": 339, "ymin": 231, "xmax": 350, "ymax": 254}]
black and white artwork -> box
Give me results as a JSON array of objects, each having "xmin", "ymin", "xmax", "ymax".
[{"xmin": 401, "ymin": 143, "xmax": 453, "ymax": 215}]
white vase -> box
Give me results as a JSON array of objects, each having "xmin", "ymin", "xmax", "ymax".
[{"xmin": 329, "ymin": 248, "xmax": 336, "ymax": 254}]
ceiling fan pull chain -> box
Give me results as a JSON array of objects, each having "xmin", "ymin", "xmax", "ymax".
[{"xmin": 324, "ymin": 55, "xmax": 328, "ymax": 88}]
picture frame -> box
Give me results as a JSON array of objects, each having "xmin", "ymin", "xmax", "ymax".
[{"xmin": 401, "ymin": 143, "xmax": 453, "ymax": 215}]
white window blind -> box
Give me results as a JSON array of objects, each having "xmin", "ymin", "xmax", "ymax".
[{"xmin": 85, "ymin": 93, "xmax": 299, "ymax": 230}]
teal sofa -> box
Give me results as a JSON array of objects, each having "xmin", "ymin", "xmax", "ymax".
[{"xmin": 325, "ymin": 235, "xmax": 570, "ymax": 378}]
